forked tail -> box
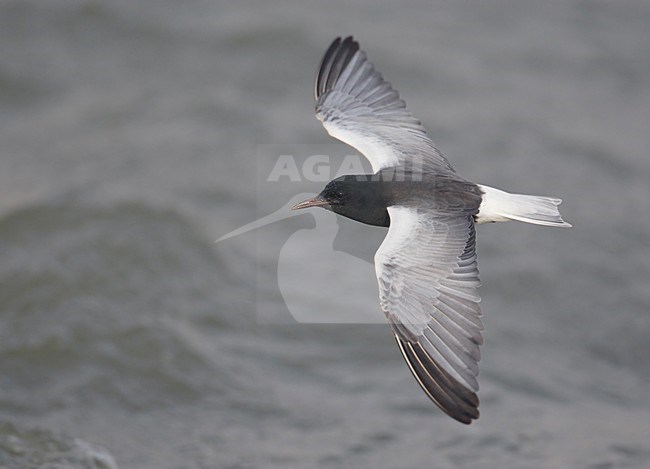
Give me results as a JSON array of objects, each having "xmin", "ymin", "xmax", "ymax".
[{"xmin": 476, "ymin": 185, "xmax": 572, "ymax": 227}]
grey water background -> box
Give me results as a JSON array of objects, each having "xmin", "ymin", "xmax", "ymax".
[{"xmin": 1, "ymin": 0, "xmax": 649, "ymax": 467}]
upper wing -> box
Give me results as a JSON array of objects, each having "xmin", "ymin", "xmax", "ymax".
[
  {"xmin": 315, "ymin": 36, "xmax": 455, "ymax": 174},
  {"xmin": 375, "ymin": 206, "xmax": 483, "ymax": 424}
]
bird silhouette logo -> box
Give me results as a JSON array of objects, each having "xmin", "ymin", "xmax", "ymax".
[{"xmin": 216, "ymin": 193, "xmax": 383, "ymax": 324}]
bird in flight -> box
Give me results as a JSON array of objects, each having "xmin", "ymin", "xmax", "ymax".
[{"xmin": 293, "ymin": 36, "xmax": 571, "ymax": 424}]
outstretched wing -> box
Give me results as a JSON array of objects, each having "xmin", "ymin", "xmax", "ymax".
[
  {"xmin": 375, "ymin": 206, "xmax": 483, "ymax": 424},
  {"xmin": 315, "ymin": 36, "xmax": 455, "ymax": 174}
]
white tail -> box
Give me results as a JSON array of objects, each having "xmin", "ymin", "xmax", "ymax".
[{"xmin": 476, "ymin": 185, "xmax": 572, "ymax": 227}]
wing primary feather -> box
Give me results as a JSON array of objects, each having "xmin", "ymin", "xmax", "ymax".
[
  {"xmin": 411, "ymin": 341, "xmax": 479, "ymax": 409},
  {"xmin": 325, "ymin": 37, "xmax": 358, "ymax": 93},
  {"xmin": 396, "ymin": 336, "xmax": 478, "ymax": 424},
  {"xmin": 336, "ymin": 52, "xmax": 364, "ymax": 92},
  {"xmin": 315, "ymin": 36, "xmax": 360, "ymax": 100},
  {"xmin": 437, "ymin": 294, "xmax": 484, "ymax": 329},
  {"xmin": 419, "ymin": 328, "xmax": 479, "ymax": 390},
  {"xmin": 397, "ymin": 337, "xmax": 467, "ymax": 420},
  {"xmin": 315, "ymin": 37, "xmax": 339, "ymax": 99},
  {"xmin": 413, "ymin": 349, "xmax": 479, "ymax": 419}
]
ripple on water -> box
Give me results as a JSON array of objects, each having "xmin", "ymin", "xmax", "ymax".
[
  {"xmin": 0, "ymin": 202, "xmax": 250, "ymax": 414},
  {"xmin": 0, "ymin": 421, "xmax": 117, "ymax": 469}
]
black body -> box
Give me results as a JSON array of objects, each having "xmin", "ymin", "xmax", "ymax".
[{"xmin": 318, "ymin": 172, "xmax": 483, "ymax": 227}]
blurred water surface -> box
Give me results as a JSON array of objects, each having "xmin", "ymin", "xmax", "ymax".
[{"xmin": 1, "ymin": 0, "xmax": 649, "ymax": 467}]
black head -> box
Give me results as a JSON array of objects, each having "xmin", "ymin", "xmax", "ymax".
[
  {"xmin": 291, "ymin": 175, "xmax": 362, "ymax": 210},
  {"xmin": 292, "ymin": 175, "xmax": 389, "ymax": 227}
]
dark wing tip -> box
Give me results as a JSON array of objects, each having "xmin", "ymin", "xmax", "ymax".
[
  {"xmin": 395, "ymin": 335, "xmax": 479, "ymax": 425},
  {"xmin": 315, "ymin": 36, "xmax": 360, "ymax": 100}
]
